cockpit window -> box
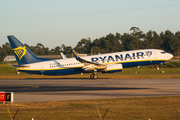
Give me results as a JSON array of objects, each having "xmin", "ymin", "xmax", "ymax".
[{"xmin": 161, "ymin": 51, "xmax": 166, "ymax": 54}]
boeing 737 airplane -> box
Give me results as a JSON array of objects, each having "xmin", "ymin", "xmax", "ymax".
[{"xmin": 8, "ymin": 35, "xmax": 173, "ymax": 79}]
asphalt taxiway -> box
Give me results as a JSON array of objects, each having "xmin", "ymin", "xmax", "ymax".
[{"xmin": 0, "ymin": 78, "xmax": 180, "ymax": 102}]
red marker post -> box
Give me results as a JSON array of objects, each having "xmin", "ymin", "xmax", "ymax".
[{"xmin": 0, "ymin": 92, "xmax": 14, "ymax": 103}]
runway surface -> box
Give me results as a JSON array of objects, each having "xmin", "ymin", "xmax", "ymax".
[{"xmin": 0, "ymin": 78, "xmax": 180, "ymax": 102}]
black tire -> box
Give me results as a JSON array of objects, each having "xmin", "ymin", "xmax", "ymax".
[{"xmin": 90, "ymin": 74, "xmax": 94, "ymax": 79}]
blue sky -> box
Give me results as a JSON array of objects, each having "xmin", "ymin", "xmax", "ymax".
[{"xmin": 1, "ymin": 0, "xmax": 180, "ymax": 49}]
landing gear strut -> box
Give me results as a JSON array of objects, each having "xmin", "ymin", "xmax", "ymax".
[{"xmin": 90, "ymin": 70, "xmax": 98, "ymax": 79}]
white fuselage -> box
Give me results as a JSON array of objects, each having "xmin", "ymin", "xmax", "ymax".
[{"xmin": 17, "ymin": 49, "xmax": 173, "ymax": 75}]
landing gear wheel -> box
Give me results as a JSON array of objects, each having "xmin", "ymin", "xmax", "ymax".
[
  {"xmin": 93, "ymin": 74, "xmax": 98, "ymax": 79},
  {"xmin": 90, "ymin": 74, "xmax": 98, "ymax": 79}
]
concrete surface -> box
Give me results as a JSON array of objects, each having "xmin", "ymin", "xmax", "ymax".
[{"xmin": 0, "ymin": 78, "xmax": 180, "ymax": 102}]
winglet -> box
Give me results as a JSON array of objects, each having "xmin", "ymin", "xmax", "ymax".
[
  {"xmin": 60, "ymin": 52, "xmax": 67, "ymax": 59},
  {"xmin": 71, "ymin": 49, "xmax": 81, "ymax": 60},
  {"xmin": 71, "ymin": 49, "xmax": 105, "ymax": 66}
]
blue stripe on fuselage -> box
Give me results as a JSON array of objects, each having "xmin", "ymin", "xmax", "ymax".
[{"xmin": 18, "ymin": 67, "xmax": 83, "ymax": 75}]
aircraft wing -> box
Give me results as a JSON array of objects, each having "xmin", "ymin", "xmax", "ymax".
[{"xmin": 71, "ymin": 49, "xmax": 106, "ymax": 70}]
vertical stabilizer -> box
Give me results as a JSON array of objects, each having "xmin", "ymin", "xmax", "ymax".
[{"xmin": 7, "ymin": 35, "xmax": 50, "ymax": 65}]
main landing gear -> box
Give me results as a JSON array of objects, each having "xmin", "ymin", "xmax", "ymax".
[{"xmin": 90, "ymin": 70, "xmax": 98, "ymax": 79}]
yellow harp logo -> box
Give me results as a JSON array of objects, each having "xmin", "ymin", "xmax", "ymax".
[{"xmin": 13, "ymin": 46, "xmax": 27, "ymax": 61}]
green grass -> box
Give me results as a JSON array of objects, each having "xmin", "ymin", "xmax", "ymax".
[
  {"xmin": 0, "ymin": 64, "xmax": 17, "ymax": 73},
  {"xmin": 1, "ymin": 96, "xmax": 180, "ymax": 120},
  {"xmin": 0, "ymin": 61, "xmax": 17, "ymax": 65}
]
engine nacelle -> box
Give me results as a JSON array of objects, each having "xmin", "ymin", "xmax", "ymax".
[{"xmin": 102, "ymin": 64, "xmax": 123, "ymax": 73}]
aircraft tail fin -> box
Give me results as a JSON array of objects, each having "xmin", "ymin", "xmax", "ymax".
[
  {"xmin": 7, "ymin": 35, "xmax": 50, "ymax": 65},
  {"xmin": 71, "ymin": 49, "xmax": 82, "ymax": 61}
]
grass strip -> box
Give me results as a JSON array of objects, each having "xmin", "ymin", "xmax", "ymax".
[{"xmin": 0, "ymin": 96, "xmax": 180, "ymax": 120}]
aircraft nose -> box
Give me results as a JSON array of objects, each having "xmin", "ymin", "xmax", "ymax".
[{"xmin": 167, "ymin": 53, "xmax": 173, "ymax": 60}]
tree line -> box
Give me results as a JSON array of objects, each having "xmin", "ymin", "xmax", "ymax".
[
  {"xmin": 0, "ymin": 27, "xmax": 180, "ymax": 61},
  {"xmin": 74, "ymin": 27, "xmax": 180, "ymax": 56}
]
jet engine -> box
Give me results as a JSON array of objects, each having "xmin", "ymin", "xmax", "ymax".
[{"xmin": 102, "ymin": 64, "xmax": 123, "ymax": 73}]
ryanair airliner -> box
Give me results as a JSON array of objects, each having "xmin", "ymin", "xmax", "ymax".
[{"xmin": 8, "ymin": 35, "xmax": 173, "ymax": 79}]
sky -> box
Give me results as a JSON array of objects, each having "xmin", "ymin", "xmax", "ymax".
[{"xmin": 1, "ymin": 0, "xmax": 180, "ymax": 49}]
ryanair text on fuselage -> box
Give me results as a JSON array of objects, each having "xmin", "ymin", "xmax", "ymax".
[{"xmin": 91, "ymin": 51, "xmax": 152, "ymax": 63}]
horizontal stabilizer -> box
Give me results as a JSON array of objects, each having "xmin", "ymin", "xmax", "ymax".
[{"xmin": 10, "ymin": 65, "xmax": 30, "ymax": 68}]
